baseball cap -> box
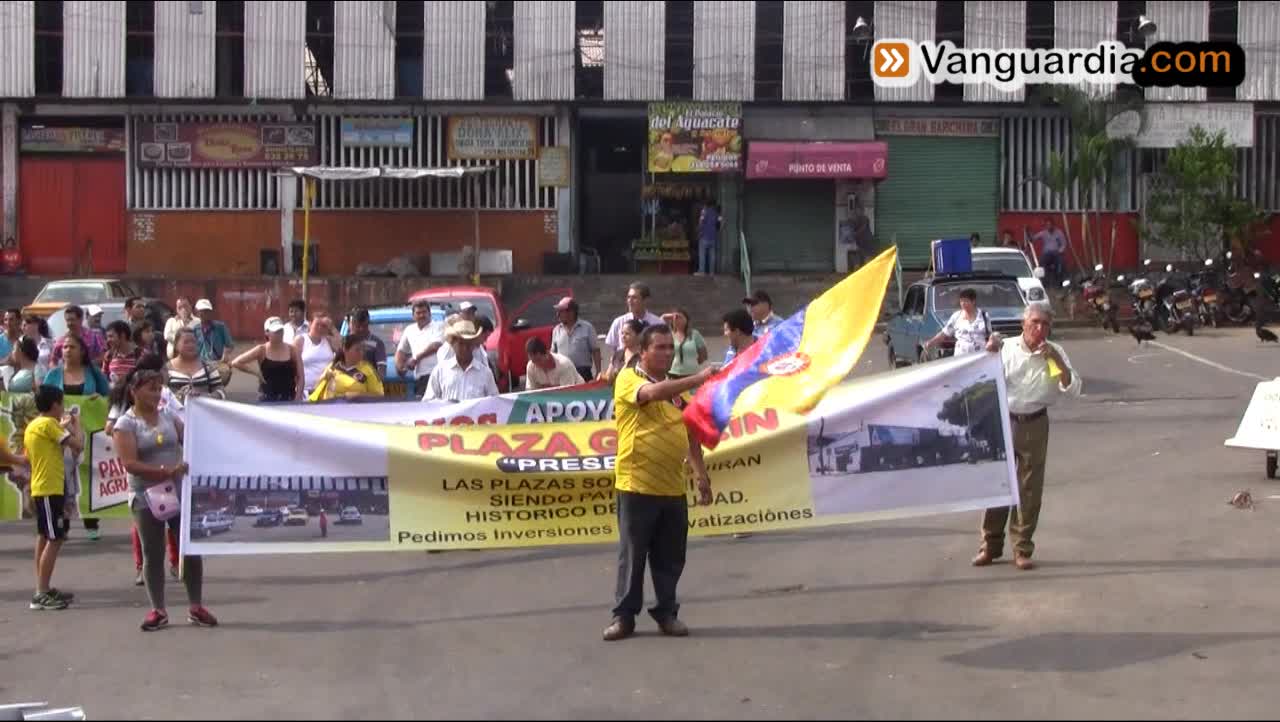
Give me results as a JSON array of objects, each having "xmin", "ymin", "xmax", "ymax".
[
  {"xmin": 553, "ymin": 296, "xmax": 575, "ymax": 311},
  {"xmin": 263, "ymin": 316, "xmax": 286, "ymax": 334},
  {"xmin": 85, "ymin": 304, "xmax": 103, "ymax": 317},
  {"xmin": 459, "ymin": 301, "xmax": 476, "ymax": 312},
  {"xmin": 742, "ymin": 290, "xmax": 773, "ymax": 307},
  {"xmin": 195, "ymin": 298, "xmax": 214, "ymax": 311}
]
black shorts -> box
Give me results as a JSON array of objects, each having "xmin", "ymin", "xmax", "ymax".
[{"xmin": 34, "ymin": 495, "xmax": 70, "ymax": 542}]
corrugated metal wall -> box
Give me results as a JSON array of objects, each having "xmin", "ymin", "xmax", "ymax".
[
  {"xmin": 1238, "ymin": 114, "xmax": 1280, "ymax": 211},
  {"xmin": 604, "ymin": 0, "xmax": 664, "ymax": 101},
  {"xmin": 423, "ymin": 0, "xmax": 484, "ymax": 100},
  {"xmin": 245, "ymin": 0, "xmax": 305, "ymax": 99},
  {"xmin": 1144, "ymin": 1, "xmax": 1207, "ymax": 102},
  {"xmin": 964, "ymin": 0, "xmax": 1025, "ymax": 103},
  {"xmin": 873, "ymin": 0, "xmax": 934, "ymax": 102},
  {"xmin": 513, "ymin": 0, "xmax": 574, "ymax": 101},
  {"xmin": 155, "ymin": 0, "xmax": 216, "ymax": 98},
  {"xmin": 63, "ymin": 0, "xmax": 125, "ymax": 98},
  {"xmin": 782, "ymin": 1, "xmax": 844, "ymax": 101},
  {"xmin": 694, "ymin": 0, "xmax": 755, "ymax": 101},
  {"xmin": 334, "ymin": 0, "xmax": 395, "ymax": 100},
  {"xmin": 0, "ymin": 1, "xmax": 34, "ymax": 97},
  {"xmin": 1053, "ymin": 0, "xmax": 1117, "ymax": 99},
  {"xmin": 1237, "ymin": 1, "xmax": 1280, "ymax": 102},
  {"xmin": 1004, "ymin": 113, "xmax": 1136, "ymax": 211}
]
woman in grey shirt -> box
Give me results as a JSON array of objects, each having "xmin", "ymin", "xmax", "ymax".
[{"xmin": 113, "ymin": 369, "xmax": 218, "ymax": 632}]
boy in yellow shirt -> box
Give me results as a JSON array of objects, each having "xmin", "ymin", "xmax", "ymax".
[{"xmin": 24, "ymin": 386, "xmax": 84, "ymax": 611}]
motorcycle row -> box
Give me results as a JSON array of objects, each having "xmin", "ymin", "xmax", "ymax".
[{"xmin": 1062, "ymin": 251, "xmax": 1280, "ymax": 336}]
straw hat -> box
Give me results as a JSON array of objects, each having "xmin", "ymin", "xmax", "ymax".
[{"xmin": 444, "ymin": 319, "xmax": 483, "ymax": 341}]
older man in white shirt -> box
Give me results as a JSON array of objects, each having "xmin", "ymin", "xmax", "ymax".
[
  {"xmin": 604, "ymin": 282, "xmax": 663, "ymax": 354},
  {"xmin": 974, "ymin": 304, "xmax": 1082, "ymax": 571},
  {"xmin": 423, "ymin": 319, "xmax": 499, "ymax": 403}
]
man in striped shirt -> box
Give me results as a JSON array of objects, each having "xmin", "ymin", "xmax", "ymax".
[{"xmin": 421, "ymin": 319, "xmax": 498, "ymax": 403}]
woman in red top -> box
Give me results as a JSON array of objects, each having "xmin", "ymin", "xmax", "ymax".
[{"xmin": 1, "ymin": 237, "xmax": 20, "ymax": 274}]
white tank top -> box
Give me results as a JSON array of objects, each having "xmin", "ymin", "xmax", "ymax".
[{"xmin": 300, "ymin": 334, "xmax": 332, "ymax": 392}]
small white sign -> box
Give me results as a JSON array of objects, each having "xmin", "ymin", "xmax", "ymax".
[
  {"xmin": 1224, "ymin": 378, "xmax": 1280, "ymax": 451},
  {"xmin": 90, "ymin": 432, "xmax": 130, "ymax": 512},
  {"xmin": 1134, "ymin": 102, "xmax": 1254, "ymax": 148}
]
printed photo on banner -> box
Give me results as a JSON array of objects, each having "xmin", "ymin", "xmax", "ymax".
[{"xmin": 188, "ymin": 476, "xmax": 390, "ymax": 545}]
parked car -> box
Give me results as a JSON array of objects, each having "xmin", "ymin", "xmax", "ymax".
[
  {"xmin": 23, "ymin": 278, "xmax": 142, "ymax": 318},
  {"xmin": 338, "ymin": 304, "xmax": 447, "ymax": 399},
  {"xmin": 406, "ymin": 286, "xmax": 571, "ymax": 391},
  {"xmin": 885, "ymin": 272, "xmax": 1028, "ymax": 367},
  {"xmin": 45, "ymin": 299, "xmax": 174, "ymax": 339},
  {"xmin": 254, "ymin": 510, "xmax": 284, "ymax": 527},
  {"xmin": 285, "ymin": 508, "xmax": 309, "ymax": 526},
  {"xmin": 337, "ymin": 506, "xmax": 363, "ymax": 525},
  {"xmin": 191, "ymin": 511, "xmax": 235, "ymax": 538},
  {"xmin": 970, "ymin": 247, "xmax": 1050, "ymax": 311},
  {"xmin": 244, "ymin": 505, "xmax": 263, "ymax": 516}
]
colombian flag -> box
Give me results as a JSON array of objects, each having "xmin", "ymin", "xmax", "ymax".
[{"xmin": 684, "ymin": 246, "xmax": 897, "ymax": 449}]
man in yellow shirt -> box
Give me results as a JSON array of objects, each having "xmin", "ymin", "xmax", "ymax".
[
  {"xmin": 24, "ymin": 386, "xmax": 84, "ymax": 611},
  {"xmin": 604, "ymin": 325, "xmax": 716, "ymax": 642}
]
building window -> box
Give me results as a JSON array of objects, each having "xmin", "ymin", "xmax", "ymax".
[
  {"xmin": 484, "ymin": 0, "xmax": 514, "ymax": 99},
  {"xmin": 1026, "ymin": 0, "xmax": 1053, "ymax": 50},
  {"xmin": 575, "ymin": 0, "xmax": 604, "ymax": 99},
  {"xmin": 1207, "ymin": 0, "xmax": 1238, "ymax": 101},
  {"xmin": 394, "ymin": 0, "xmax": 424, "ymax": 98},
  {"xmin": 845, "ymin": 1, "xmax": 874, "ymax": 102},
  {"xmin": 34, "ymin": 0, "xmax": 63, "ymax": 96},
  {"xmin": 934, "ymin": 0, "xmax": 964, "ymax": 103},
  {"xmin": 126, "ymin": 0, "xmax": 155, "ymax": 97},
  {"xmin": 305, "ymin": 1, "xmax": 335, "ymax": 97},
  {"xmin": 215, "ymin": 0, "xmax": 245, "ymax": 98},
  {"xmin": 754, "ymin": 1, "xmax": 784, "ymax": 101},
  {"xmin": 664, "ymin": 1, "xmax": 694, "ymax": 99}
]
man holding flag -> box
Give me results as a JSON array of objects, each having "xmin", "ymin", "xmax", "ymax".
[{"xmin": 604, "ymin": 325, "xmax": 716, "ymax": 642}]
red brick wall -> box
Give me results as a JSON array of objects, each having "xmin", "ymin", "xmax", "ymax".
[
  {"xmin": 126, "ymin": 209, "xmax": 557, "ymax": 277},
  {"xmin": 997, "ymin": 211, "xmax": 1140, "ymax": 270}
]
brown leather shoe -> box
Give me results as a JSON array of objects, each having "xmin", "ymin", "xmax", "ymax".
[
  {"xmin": 602, "ymin": 618, "xmax": 634, "ymax": 641},
  {"xmin": 1014, "ymin": 554, "xmax": 1035, "ymax": 571},
  {"xmin": 971, "ymin": 548, "xmax": 1001, "ymax": 566},
  {"xmin": 657, "ymin": 617, "xmax": 689, "ymax": 637}
]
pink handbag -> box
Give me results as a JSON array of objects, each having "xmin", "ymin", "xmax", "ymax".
[{"xmin": 144, "ymin": 481, "xmax": 181, "ymax": 521}]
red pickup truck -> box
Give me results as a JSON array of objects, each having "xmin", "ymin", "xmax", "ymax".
[{"xmin": 408, "ymin": 285, "xmax": 571, "ymax": 391}]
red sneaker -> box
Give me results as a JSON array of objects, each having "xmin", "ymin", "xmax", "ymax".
[
  {"xmin": 188, "ymin": 605, "xmax": 219, "ymax": 627},
  {"xmin": 140, "ymin": 609, "xmax": 169, "ymax": 632}
]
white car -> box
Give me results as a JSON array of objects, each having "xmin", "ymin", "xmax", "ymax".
[
  {"xmin": 244, "ymin": 505, "xmax": 263, "ymax": 516},
  {"xmin": 338, "ymin": 506, "xmax": 363, "ymax": 525},
  {"xmin": 970, "ymin": 247, "xmax": 1050, "ymax": 311}
]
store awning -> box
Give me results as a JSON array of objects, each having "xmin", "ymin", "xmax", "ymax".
[{"xmin": 745, "ymin": 141, "xmax": 888, "ymax": 180}]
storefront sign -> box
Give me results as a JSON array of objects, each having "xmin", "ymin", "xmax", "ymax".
[
  {"xmin": 875, "ymin": 116, "xmax": 999, "ymax": 137},
  {"xmin": 1131, "ymin": 102, "xmax": 1254, "ymax": 148},
  {"xmin": 647, "ymin": 102, "xmax": 742, "ymax": 173},
  {"xmin": 20, "ymin": 127, "xmax": 126, "ymax": 153},
  {"xmin": 340, "ymin": 118, "xmax": 414, "ymax": 148},
  {"xmin": 446, "ymin": 116, "xmax": 539, "ymax": 160},
  {"xmin": 746, "ymin": 141, "xmax": 888, "ymax": 180},
  {"xmin": 537, "ymin": 146, "xmax": 570, "ymax": 187},
  {"xmin": 134, "ymin": 121, "xmax": 318, "ymax": 168}
]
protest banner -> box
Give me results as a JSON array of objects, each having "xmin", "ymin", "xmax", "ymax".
[
  {"xmin": 0, "ymin": 393, "xmax": 131, "ymax": 520},
  {"xmin": 295, "ymin": 382, "xmax": 614, "ymax": 426},
  {"xmin": 1224, "ymin": 378, "xmax": 1280, "ymax": 450},
  {"xmin": 183, "ymin": 352, "xmax": 1018, "ymax": 555}
]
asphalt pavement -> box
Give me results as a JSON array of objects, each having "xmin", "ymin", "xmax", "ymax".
[{"xmin": 5, "ymin": 324, "xmax": 1280, "ymax": 718}]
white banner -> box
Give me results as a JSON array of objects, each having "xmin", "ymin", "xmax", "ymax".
[
  {"xmin": 89, "ymin": 431, "xmax": 130, "ymax": 512},
  {"xmin": 181, "ymin": 353, "xmax": 1018, "ymax": 556},
  {"xmin": 1224, "ymin": 378, "xmax": 1280, "ymax": 450}
]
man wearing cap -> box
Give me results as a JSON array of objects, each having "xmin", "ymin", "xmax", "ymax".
[
  {"xmin": 85, "ymin": 304, "xmax": 109, "ymax": 355},
  {"xmin": 396, "ymin": 299, "xmax": 447, "ymax": 398},
  {"xmin": 744, "ymin": 290, "xmax": 784, "ymax": 339},
  {"xmin": 348, "ymin": 308, "xmax": 387, "ymax": 377},
  {"xmin": 551, "ymin": 297, "xmax": 599, "ymax": 382},
  {"xmin": 604, "ymin": 283, "xmax": 663, "ymax": 356},
  {"xmin": 458, "ymin": 301, "xmax": 478, "ymax": 323},
  {"xmin": 193, "ymin": 299, "xmax": 234, "ymax": 377},
  {"xmin": 422, "ymin": 319, "xmax": 498, "ymax": 403}
]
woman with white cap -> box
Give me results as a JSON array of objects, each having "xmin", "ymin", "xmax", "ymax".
[{"xmin": 231, "ymin": 316, "xmax": 305, "ymax": 402}]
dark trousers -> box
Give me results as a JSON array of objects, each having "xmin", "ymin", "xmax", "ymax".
[
  {"xmin": 612, "ymin": 491, "xmax": 689, "ymax": 623},
  {"xmin": 576, "ymin": 366, "xmax": 594, "ymax": 383},
  {"xmin": 414, "ymin": 376, "xmax": 430, "ymax": 398},
  {"xmin": 131, "ymin": 497, "xmax": 203, "ymax": 610}
]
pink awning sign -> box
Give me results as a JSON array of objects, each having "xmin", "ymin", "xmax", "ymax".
[{"xmin": 745, "ymin": 141, "xmax": 888, "ymax": 180}]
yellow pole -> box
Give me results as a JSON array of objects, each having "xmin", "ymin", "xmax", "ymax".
[{"xmin": 302, "ymin": 178, "xmax": 314, "ymax": 307}]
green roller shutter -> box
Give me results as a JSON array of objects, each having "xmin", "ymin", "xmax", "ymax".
[
  {"xmin": 875, "ymin": 136, "xmax": 999, "ymax": 269},
  {"xmin": 743, "ymin": 180, "xmax": 834, "ymax": 272}
]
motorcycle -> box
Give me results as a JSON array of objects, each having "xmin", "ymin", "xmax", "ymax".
[
  {"xmin": 1189, "ymin": 258, "xmax": 1221, "ymax": 328},
  {"xmin": 1061, "ymin": 263, "xmax": 1120, "ymax": 333},
  {"xmin": 1219, "ymin": 250, "xmax": 1259, "ymax": 325},
  {"xmin": 1154, "ymin": 262, "xmax": 1196, "ymax": 336},
  {"xmin": 1126, "ymin": 261, "xmax": 1161, "ymax": 329}
]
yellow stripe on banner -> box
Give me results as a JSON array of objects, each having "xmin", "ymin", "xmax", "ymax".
[{"xmin": 730, "ymin": 246, "xmax": 898, "ymax": 421}]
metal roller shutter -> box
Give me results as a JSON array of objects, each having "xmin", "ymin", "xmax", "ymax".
[
  {"xmin": 875, "ymin": 136, "xmax": 999, "ymax": 269},
  {"xmin": 743, "ymin": 180, "xmax": 834, "ymax": 272}
]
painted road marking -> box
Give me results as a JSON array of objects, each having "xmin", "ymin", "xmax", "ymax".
[{"xmin": 1148, "ymin": 340, "xmax": 1270, "ymax": 382}]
